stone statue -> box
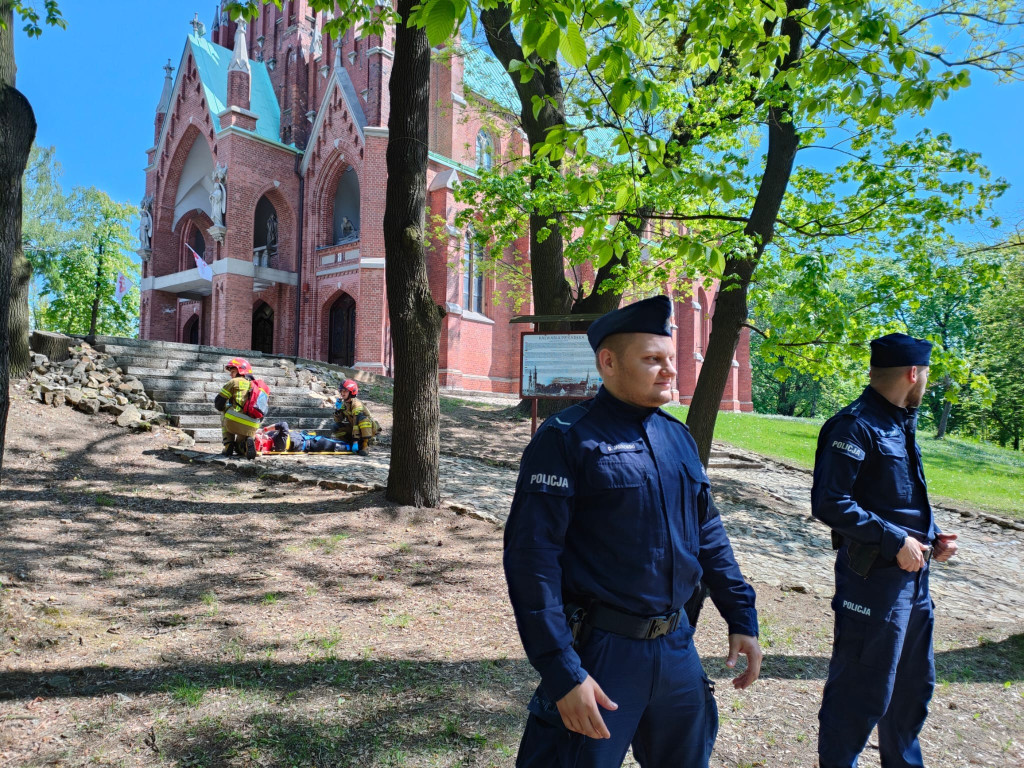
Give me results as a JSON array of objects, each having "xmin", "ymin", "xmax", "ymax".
[
  {"xmin": 209, "ymin": 164, "xmax": 227, "ymax": 228},
  {"xmin": 340, "ymin": 216, "xmax": 355, "ymax": 239},
  {"xmin": 137, "ymin": 195, "xmax": 153, "ymax": 250},
  {"xmin": 266, "ymin": 213, "xmax": 278, "ymax": 253},
  {"xmin": 311, "ymin": 25, "xmax": 323, "ymax": 59}
]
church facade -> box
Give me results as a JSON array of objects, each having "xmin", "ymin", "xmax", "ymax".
[{"xmin": 137, "ymin": 2, "xmax": 751, "ymax": 410}]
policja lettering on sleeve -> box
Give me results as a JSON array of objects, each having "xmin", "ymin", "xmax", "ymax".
[
  {"xmin": 528, "ymin": 473, "xmax": 571, "ymax": 491},
  {"xmin": 829, "ymin": 439, "xmax": 865, "ymax": 460}
]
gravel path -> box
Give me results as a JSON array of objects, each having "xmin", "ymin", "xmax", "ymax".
[{"xmin": 198, "ymin": 444, "xmax": 1024, "ymax": 625}]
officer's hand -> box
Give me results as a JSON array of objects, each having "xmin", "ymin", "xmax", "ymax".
[
  {"xmin": 726, "ymin": 634, "xmax": 762, "ymax": 689},
  {"xmin": 933, "ymin": 532, "xmax": 959, "ymax": 562},
  {"xmin": 555, "ymin": 676, "xmax": 618, "ymax": 739},
  {"xmin": 896, "ymin": 536, "xmax": 927, "ymax": 572}
]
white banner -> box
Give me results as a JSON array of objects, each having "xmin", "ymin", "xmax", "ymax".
[
  {"xmin": 113, "ymin": 271, "xmax": 133, "ymax": 304},
  {"xmin": 186, "ymin": 243, "xmax": 213, "ymax": 282}
]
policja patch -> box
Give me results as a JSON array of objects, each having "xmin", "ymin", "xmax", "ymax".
[
  {"xmin": 830, "ymin": 439, "xmax": 865, "ymax": 460},
  {"xmin": 528, "ymin": 473, "xmax": 572, "ymax": 493}
]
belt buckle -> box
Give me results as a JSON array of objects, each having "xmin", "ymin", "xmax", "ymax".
[
  {"xmin": 922, "ymin": 545, "xmax": 933, "ymax": 563},
  {"xmin": 644, "ymin": 610, "xmax": 680, "ymax": 640}
]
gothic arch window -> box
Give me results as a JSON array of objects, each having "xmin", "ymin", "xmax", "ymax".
[
  {"xmin": 253, "ymin": 196, "xmax": 279, "ymax": 268},
  {"xmin": 190, "ymin": 228, "xmax": 206, "ymax": 259},
  {"xmin": 180, "ymin": 220, "xmax": 208, "ymax": 272},
  {"xmin": 462, "ymin": 230, "xmax": 485, "ymax": 315},
  {"xmin": 476, "ymin": 130, "xmax": 494, "ymax": 172},
  {"xmin": 333, "ymin": 168, "xmax": 361, "ymax": 244}
]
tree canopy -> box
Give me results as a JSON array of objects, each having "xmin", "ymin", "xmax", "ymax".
[{"xmin": 22, "ymin": 145, "xmax": 139, "ymax": 337}]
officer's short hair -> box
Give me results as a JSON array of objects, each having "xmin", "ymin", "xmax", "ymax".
[
  {"xmin": 869, "ymin": 365, "xmax": 926, "ymax": 385},
  {"xmin": 595, "ymin": 334, "xmax": 630, "ymax": 372}
]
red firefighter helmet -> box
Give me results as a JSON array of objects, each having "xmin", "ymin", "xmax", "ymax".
[
  {"xmin": 225, "ymin": 357, "xmax": 252, "ymax": 375},
  {"xmin": 340, "ymin": 379, "xmax": 359, "ymax": 397}
]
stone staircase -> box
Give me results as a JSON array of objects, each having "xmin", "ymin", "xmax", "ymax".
[{"xmin": 91, "ymin": 336, "xmax": 351, "ymax": 444}]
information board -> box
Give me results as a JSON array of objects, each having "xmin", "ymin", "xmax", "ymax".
[{"xmin": 520, "ymin": 332, "xmax": 602, "ymax": 399}]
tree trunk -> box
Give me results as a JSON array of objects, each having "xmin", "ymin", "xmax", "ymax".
[
  {"xmin": 935, "ymin": 375, "xmax": 952, "ymax": 439},
  {"xmin": 9, "ymin": 238, "xmax": 31, "ymax": 377},
  {"xmin": 0, "ymin": 86, "xmax": 37, "ymax": 481},
  {"xmin": 1, "ymin": 5, "xmax": 38, "ymax": 481},
  {"xmin": 88, "ymin": 241, "xmax": 103, "ymax": 340},
  {"xmin": 686, "ymin": 0, "xmax": 807, "ymax": 465},
  {"xmin": 383, "ymin": 0, "xmax": 443, "ymax": 507}
]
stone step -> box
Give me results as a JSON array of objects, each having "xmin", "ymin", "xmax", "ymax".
[
  {"xmin": 98, "ymin": 345, "xmax": 294, "ymax": 370},
  {"xmin": 93, "ymin": 337, "xmax": 391, "ymax": 388},
  {"xmin": 161, "ymin": 401, "xmax": 332, "ymax": 415},
  {"xmin": 139, "ymin": 378, "xmax": 314, "ymax": 396},
  {"xmin": 125, "ymin": 366, "xmax": 301, "ymax": 388},
  {"xmin": 88, "ymin": 337, "xmax": 392, "ymax": 446},
  {"xmin": 148, "ymin": 389, "xmax": 325, "ymax": 406},
  {"xmin": 93, "ymin": 336, "xmax": 278, "ymax": 360}
]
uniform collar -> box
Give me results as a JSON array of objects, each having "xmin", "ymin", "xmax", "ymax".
[
  {"xmin": 863, "ymin": 385, "xmax": 917, "ymax": 422},
  {"xmin": 595, "ymin": 385, "xmax": 660, "ymax": 421}
]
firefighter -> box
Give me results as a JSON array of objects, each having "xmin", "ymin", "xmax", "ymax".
[
  {"xmin": 214, "ymin": 357, "xmax": 261, "ymax": 459},
  {"xmin": 332, "ymin": 379, "xmax": 376, "ymax": 456}
]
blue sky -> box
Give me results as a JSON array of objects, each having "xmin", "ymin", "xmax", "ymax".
[{"xmin": 13, "ymin": 2, "xmax": 1024, "ymax": 242}]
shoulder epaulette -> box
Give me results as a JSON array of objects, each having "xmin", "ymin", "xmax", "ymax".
[
  {"xmin": 656, "ymin": 407, "xmax": 687, "ymax": 428},
  {"xmin": 542, "ymin": 402, "xmax": 590, "ymax": 434}
]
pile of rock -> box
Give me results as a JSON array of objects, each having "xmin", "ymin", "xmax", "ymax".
[{"xmin": 25, "ymin": 342, "xmax": 166, "ymax": 430}]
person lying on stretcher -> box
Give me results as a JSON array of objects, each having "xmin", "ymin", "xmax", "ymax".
[{"xmin": 253, "ymin": 422, "xmax": 360, "ymax": 455}]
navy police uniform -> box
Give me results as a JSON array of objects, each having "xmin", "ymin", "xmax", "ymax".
[
  {"xmin": 504, "ymin": 296, "xmax": 758, "ymax": 768},
  {"xmin": 812, "ymin": 334, "xmax": 940, "ymax": 768}
]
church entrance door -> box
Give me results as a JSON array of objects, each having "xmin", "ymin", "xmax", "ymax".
[
  {"xmin": 252, "ymin": 303, "xmax": 274, "ymax": 354},
  {"xmin": 329, "ymin": 293, "xmax": 356, "ymax": 366},
  {"xmin": 184, "ymin": 315, "xmax": 200, "ymax": 345}
]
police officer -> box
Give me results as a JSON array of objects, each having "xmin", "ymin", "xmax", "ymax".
[
  {"xmin": 504, "ymin": 295, "xmax": 762, "ymax": 768},
  {"xmin": 813, "ymin": 333, "xmax": 959, "ymax": 768}
]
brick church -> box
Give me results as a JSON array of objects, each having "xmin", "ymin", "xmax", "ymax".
[{"xmin": 137, "ymin": 2, "xmax": 751, "ymax": 409}]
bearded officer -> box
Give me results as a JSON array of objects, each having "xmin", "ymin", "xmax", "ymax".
[
  {"xmin": 504, "ymin": 295, "xmax": 762, "ymax": 768},
  {"xmin": 813, "ymin": 333, "xmax": 959, "ymax": 768}
]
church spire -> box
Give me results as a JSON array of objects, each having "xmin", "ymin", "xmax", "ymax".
[
  {"xmin": 156, "ymin": 59, "xmax": 174, "ymax": 114},
  {"xmin": 226, "ymin": 20, "xmax": 253, "ymax": 114},
  {"xmin": 228, "ymin": 19, "xmax": 251, "ymax": 75}
]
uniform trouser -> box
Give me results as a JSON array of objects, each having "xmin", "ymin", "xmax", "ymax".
[
  {"xmin": 818, "ymin": 555, "xmax": 935, "ymax": 768},
  {"xmin": 222, "ymin": 431, "xmax": 248, "ymax": 448},
  {"xmin": 516, "ymin": 625, "xmax": 718, "ymax": 768}
]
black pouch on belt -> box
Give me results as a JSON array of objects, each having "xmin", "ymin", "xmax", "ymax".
[
  {"xmin": 564, "ymin": 602, "xmax": 591, "ymax": 651},
  {"xmin": 846, "ymin": 540, "xmax": 880, "ymax": 577}
]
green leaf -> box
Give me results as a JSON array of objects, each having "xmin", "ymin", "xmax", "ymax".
[
  {"xmin": 531, "ymin": 94, "xmax": 546, "ymax": 121},
  {"xmin": 424, "ymin": 0, "xmax": 456, "ymax": 48},
  {"xmin": 559, "ymin": 23, "xmax": 587, "ymax": 68},
  {"xmin": 536, "ymin": 21, "xmax": 561, "ymax": 61}
]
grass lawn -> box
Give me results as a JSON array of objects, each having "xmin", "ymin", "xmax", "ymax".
[{"xmin": 665, "ymin": 406, "xmax": 1024, "ymax": 519}]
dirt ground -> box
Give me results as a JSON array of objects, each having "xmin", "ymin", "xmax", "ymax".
[{"xmin": 1, "ymin": 388, "xmax": 1021, "ymax": 768}]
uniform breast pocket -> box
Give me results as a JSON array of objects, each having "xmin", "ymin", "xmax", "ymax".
[
  {"xmin": 680, "ymin": 460, "xmax": 710, "ymax": 549},
  {"xmin": 876, "ymin": 437, "xmax": 911, "ymax": 499},
  {"xmin": 585, "ymin": 455, "xmax": 655, "ymax": 549}
]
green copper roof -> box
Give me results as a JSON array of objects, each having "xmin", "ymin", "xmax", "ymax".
[
  {"xmin": 428, "ymin": 151, "xmax": 480, "ymax": 179},
  {"xmin": 463, "ymin": 45, "xmax": 520, "ymax": 114},
  {"xmin": 461, "ymin": 43, "xmax": 618, "ymax": 160},
  {"xmin": 187, "ymin": 34, "xmax": 286, "ymax": 147}
]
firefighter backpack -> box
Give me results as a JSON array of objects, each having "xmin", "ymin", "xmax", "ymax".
[{"xmin": 242, "ymin": 378, "xmax": 271, "ymax": 420}]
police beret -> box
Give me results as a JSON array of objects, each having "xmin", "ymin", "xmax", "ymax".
[
  {"xmin": 869, "ymin": 333, "xmax": 932, "ymax": 368},
  {"xmin": 587, "ymin": 295, "xmax": 674, "ymax": 351}
]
